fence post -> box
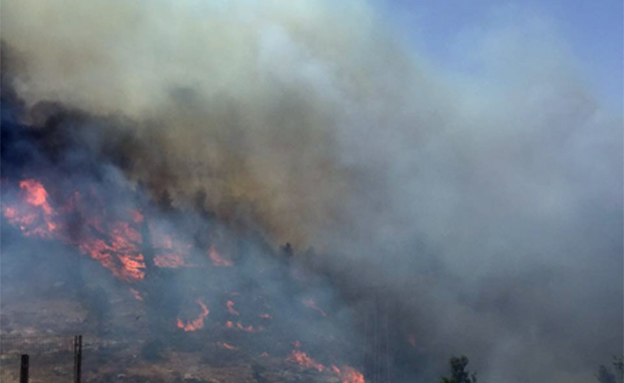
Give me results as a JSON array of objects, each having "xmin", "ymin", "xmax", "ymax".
[
  {"xmin": 73, "ymin": 335, "xmax": 82, "ymax": 383},
  {"xmin": 20, "ymin": 354, "xmax": 29, "ymax": 383}
]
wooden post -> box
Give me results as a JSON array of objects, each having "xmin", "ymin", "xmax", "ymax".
[
  {"xmin": 20, "ymin": 354, "xmax": 29, "ymax": 383},
  {"xmin": 73, "ymin": 335, "xmax": 82, "ymax": 383}
]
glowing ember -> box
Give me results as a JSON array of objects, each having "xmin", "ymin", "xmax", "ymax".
[
  {"xmin": 302, "ymin": 298, "xmax": 327, "ymax": 317},
  {"xmin": 209, "ymin": 244, "xmax": 233, "ymax": 266},
  {"xmin": 220, "ymin": 342, "xmax": 238, "ymax": 350},
  {"xmin": 177, "ymin": 299, "xmax": 210, "ymax": 332},
  {"xmin": 226, "ymin": 300, "xmax": 240, "ymax": 316},
  {"xmin": 130, "ymin": 288, "xmax": 144, "ymax": 301},
  {"xmin": 236, "ymin": 322, "xmax": 256, "ymax": 332},
  {"xmin": 260, "ymin": 352, "xmax": 269, "ymax": 357},
  {"xmin": 225, "ymin": 320, "xmax": 259, "ymax": 332},
  {"xmin": 407, "ymin": 334, "xmax": 416, "ymax": 347},
  {"xmin": 259, "ymin": 313, "xmax": 272, "ymax": 319}
]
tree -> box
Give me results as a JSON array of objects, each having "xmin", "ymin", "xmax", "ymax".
[{"xmin": 441, "ymin": 356, "xmax": 478, "ymax": 383}]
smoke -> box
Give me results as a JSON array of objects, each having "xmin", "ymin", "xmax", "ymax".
[{"xmin": 1, "ymin": 0, "xmax": 622, "ymax": 382}]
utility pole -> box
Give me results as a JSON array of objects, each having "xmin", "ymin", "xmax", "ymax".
[
  {"xmin": 73, "ymin": 335, "xmax": 82, "ymax": 383},
  {"xmin": 20, "ymin": 354, "xmax": 29, "ymax": 383}
]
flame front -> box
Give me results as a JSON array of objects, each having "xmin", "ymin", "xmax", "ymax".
[
  {"xmin": 3, "ymin": 178, "xmax": 361, "ymax": 376},
  {"xmin": 209, "ymin": 244, "xmax": 233, "ymax": 266},
  {"xmin": 302, "ymin": 298, "xmax": 327, "ymax": 317},
  {"xmin": 287, "ymin": 349, "xmax": 325, "ymax": 372},
  {"xmin": 332, "ymin": 365, "xmax": 366, "ymax": 383},
  {"xmin": 177, "ymin": 299, "xmax": 210, "ymax": 332},
  {"xmin": 287, "ymin": 341, "xmax": 365, "ymax": 383},
  {"xmin": 225, "ymin": 320, "xmax": 259, "ymax": 332},
  {"xmin": 220, "ymin": 342, "xmax": 238, "ymax": 350},
  {"xmin": 150, "ymin": 223, "xmax": 194, "ymax": 268},
  {"xmin": 2, "ymin": 179, "xmax": 146, "ymax": 281},
  {"xmin": 3, "ymin": 179, "xmax": 58, "ymax": 238},
  {"xmin": 226, "ymin": 300, "xmax": 240, "ymax": 316}
]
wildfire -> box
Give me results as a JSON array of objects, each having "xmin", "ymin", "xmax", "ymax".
[
  {"xmin": 3, "ymin": 179, "xmax": 58, "ymax": 237},
  {"xmin": 2, "ymin": 179, "xmax": 208, "ymax": 281},
  {"xmin": 150, "ymin": 224, "xmax": 194, "ymax": 268},
  {"xmin": 75, "ymin": 217, "xmax": 146, "ymax": 281},
  {"xmin": 131, "ymin": 210, "xmax": 144, "ymax": 224},
  {"xmin": 287, "ymin": 342, "xmax": 365, "ymax": 383},
  {"xmin": 176, "ymin": 299, "xmax": 210, "ymax": 332},
  {"xmin": 130, "ymin": 288, "xmax": 144, "ymax": 301},
  {"xmin": 287, "ymin": 349, "xmax": 325, "ymax": 372},
  {"xmin": 331, "ymin": 365, "xmax": 366, "ymax": 383},
  {"xmin": 2, "ymin": 179, "xmax": 147, "ymax": 281},
  {"xmin": 225, "ymin": 320, "xmax": 259, "ymax": 332},
  {"xmin": 4, "ymin": 178, "xmax": 361, "ymax": 380},
  {"xmin": 20, "ymin": 179, "xmax": 55, "ymax": 222},
  {"xmin": 220, "ymin": 342, "xmax": 238, "ymax": 350},
  {"xmin": 226, "ymin": 300, "xmax": 240, "ymax": 316},
  {"xmin": 302, "ymin": 298, "xmax": 327, "ymax": 317},
  {"xmin": 154, "ymin": 254, "xmax": 188, "ymax": 268},
  {"xmin": 209, "ymin": 244, "xmax": 233, "ymax": 267}
]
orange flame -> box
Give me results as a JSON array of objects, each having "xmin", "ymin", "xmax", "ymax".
[
  {"xmin": 220, "ymin": 342, "xmax": 238, "ymax": 350},
  {"xmin": 225, "ymin": 320, "xmax": 259, "ymax": 332},
  {"xmin": 302, "ymin": 298, "xmax": 327, "ymax": 317},
  {"xmin": 150, "ymin": 224, "xmax": 194, "ymax": 268},
  {"xmin": 236, "ymin": 322, "xmax": 256, "ymax": 332},
  {"xmin": 76, "ymin": 218, "xmax": 146, "ymax": 281},
  {"xmin": 131, "ymin": 210, "xmax": 144, "ymax": 224},
  {"xmin": 226, "ymin": 300, "xmax": 240, "ymax": 316},
  {"xmin": 2, "ymin": 180, "xmax": 147, "ymax": 281},
  {"xmin": 130, "ymin": 288, "xmax": 144, "ymax": 301},
  {"xmin": 3, "ymin": 179, "xmax": 58, "ymax": 237},
  {"xmin": 287, "ymin": 342, "xmax": 365, "ymax": 383},
  {"xmin": 287, "ymin": 349, "xmax": 325, "ymax": 372},
  {"xmin": 177, "ymin": 299, "xmax": 210, "ymax": 332},
  {"xmin": 209, "ymin": 244, "xmax": 233, "ymax": 267},
  {"xmin": 331, "ymin": 365, "xmax": 366, "ymax": 383},
  {"xmin": 154, "ymin": 254, "xmax": 188, "ymax": 268}
]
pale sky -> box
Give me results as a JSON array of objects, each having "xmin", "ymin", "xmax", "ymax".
[{"xmin": 382, "ymin": 0, "xmax": 623, "ymax": 111}]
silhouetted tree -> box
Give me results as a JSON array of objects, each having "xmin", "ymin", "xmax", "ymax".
[{"xmin": 441, "ymin": 356, "xmax": 478, "ymax": 383}]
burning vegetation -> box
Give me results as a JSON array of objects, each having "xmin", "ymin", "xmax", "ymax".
[
  {"xmin": 0, "ymin": 90, "xmax": 371, "ymax": 380},
  {"xmin": 1, "ymin": 171, "xmax": 369, "ymax": 381},
  {"xmin": 1, "ymin": 0, "xmax": 622, "ymax": 382}
]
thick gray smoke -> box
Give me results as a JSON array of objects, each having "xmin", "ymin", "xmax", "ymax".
[{"xmin": 2, "ymin": 0, "xmax": 622, "ymax": 382}]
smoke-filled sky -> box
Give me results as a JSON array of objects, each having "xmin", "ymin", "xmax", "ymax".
[
  {"xmin": 1, "ymin": 0, "xmax": 622, "ymax": 382},
  {"xmin": 383, "ymin": 0, "xmax": 623, "ymax": 110}
]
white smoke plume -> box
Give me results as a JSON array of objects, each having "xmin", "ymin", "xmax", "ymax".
[{"xmin": 2, "ymin": 0, "xmax": 622, "ymax": 382}]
